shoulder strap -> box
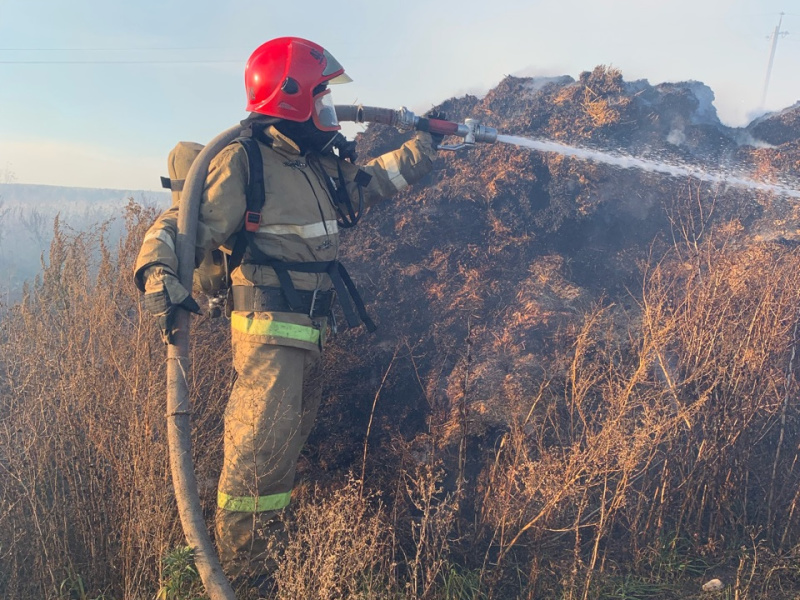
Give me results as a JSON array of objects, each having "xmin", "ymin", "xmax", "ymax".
[{"xmin": 228, "ymin": 134, "xmax": 266, "ymax": 271}]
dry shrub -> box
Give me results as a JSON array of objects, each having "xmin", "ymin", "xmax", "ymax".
[
  {"xmin": 0, "ymin": 202, "xmax": 231, "ymax": 599},
  {"xmin": 273, "ymin": 478, "xmax": 388, "ymax": 600},
  {"xmin": 402, "ymin": 463, "xmax": 460, "ymax": 600}
]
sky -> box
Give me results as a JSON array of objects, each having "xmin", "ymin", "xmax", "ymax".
[{"xmin": 0, "ymin": 0, "xmax": 798, "ymax": 191}]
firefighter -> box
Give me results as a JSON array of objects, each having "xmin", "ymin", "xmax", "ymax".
[{"xmin": 134, "ymin": 37, "xmax": 440, "ymax": 585}]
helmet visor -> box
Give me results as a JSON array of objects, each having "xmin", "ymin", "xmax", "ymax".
[
  {"xmin": 312, "ymin": 90, "xmax": 340, "ymax": 131},
  {"xmin": 322, "ymin": 49, "xmax": 352, "ymax": 84}
]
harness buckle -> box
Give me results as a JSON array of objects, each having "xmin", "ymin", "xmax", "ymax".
[
  {"xmin": 244, "ymin": 210, "xmax": 261, "ymax": 233},
  {"xmin": 330, "ymin": 310, "xmax": 338, "ymax": 335},
  {"xmin": 309, "ymin": 289, "xmax": 319, "ymax": 319},
  {"xmin": 308, "ymin": 289, "xmax": 336, "ymax": 319}
]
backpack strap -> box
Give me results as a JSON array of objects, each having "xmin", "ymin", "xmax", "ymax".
[{"xmin": 228, "ymin": 134, "xmax": 267, "ymax": 271}]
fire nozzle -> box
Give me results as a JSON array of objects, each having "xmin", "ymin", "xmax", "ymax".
[{"xmin": 334, "ymin": 105, "xmax": 497, "ymax": 151}]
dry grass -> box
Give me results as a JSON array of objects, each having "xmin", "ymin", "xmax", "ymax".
[
  {"xmin": 0, "ymin": 202, "xmax": 231, "ymax": 599},
  {"xmin": 1, "ymin": 198, "xmax": 800, "ymax": 599},
  {"xmin": 470, "ymin": 223, "xmax": 800, "ymax": 598}
]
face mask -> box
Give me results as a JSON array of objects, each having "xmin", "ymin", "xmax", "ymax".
[{"xmin": 274, "ymin": 118, "xmax": 338, "ymax": 154}]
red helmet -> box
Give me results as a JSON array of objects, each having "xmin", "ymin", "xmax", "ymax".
[{"xmin": 244, "ymin": 37, "xmax": 351, "ymax": 131}]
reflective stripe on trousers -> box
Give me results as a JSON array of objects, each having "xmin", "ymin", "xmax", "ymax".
[{"xmin": 217, "ymin": 490, "xmax": 292, "ymax": 512}]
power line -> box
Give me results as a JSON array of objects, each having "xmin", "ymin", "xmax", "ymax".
[
  {"xmin": 0, "ymin": 59, "xmax": 240, "ymax": 64},
  {"xmin": 0, "ymin": 46, "xmax": 247, "ymax": 51},
  {"xmin": 0, "ymin": 45, "xmax": 245, "ymax": 65}
]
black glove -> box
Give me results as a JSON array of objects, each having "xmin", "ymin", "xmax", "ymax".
[
  {"xmin": 424, "ymin": 110, "xmax": 448, "ymax": 147},
  {"xmin": 332, "ymin": 133, "xmax": 358, "ymax": 162},
  {"xmin": 142, "ymin": 267, "xmax": 202, "ymax": 344}
]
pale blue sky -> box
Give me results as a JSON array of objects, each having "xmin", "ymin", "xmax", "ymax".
[{"xmin": 0, "ymin": 0, "xmax": 797, "ymax": 190}]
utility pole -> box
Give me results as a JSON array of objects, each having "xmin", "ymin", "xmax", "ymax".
[{"xmin": 761, "ymin": 12, "xmax": 789, "ymax": 109}]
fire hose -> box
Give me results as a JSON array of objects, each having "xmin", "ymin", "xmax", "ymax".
[
  {"xmin": 334, "ymin": 105, "xmax": 498, "ymax": 150},
  {"xmin": 167, "ymin": 107, "xmax": 497, "ymax": 599}
]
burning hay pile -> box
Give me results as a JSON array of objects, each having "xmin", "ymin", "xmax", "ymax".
[{"xmin": 319, "ymin": 66, "xmax": 800, "ymax": 596}]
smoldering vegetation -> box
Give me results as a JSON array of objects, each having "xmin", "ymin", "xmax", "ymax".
[{"xmin": 2, "ymin": 67, "xmax": 800, "ymax": 599}]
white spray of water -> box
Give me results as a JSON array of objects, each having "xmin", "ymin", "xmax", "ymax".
[{"xmin": 496, "ymin": 134, "xmax": 800, "ymax": 199}]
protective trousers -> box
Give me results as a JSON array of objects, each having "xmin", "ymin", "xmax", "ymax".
[{"xmin": 215, "ymin": 321, "xmax": 323, "ymax": 578}]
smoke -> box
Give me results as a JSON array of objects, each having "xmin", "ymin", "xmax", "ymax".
[
  {"xmin": 666, "ymin": 128, "xmax": 686, "ymax": 146},
  {"xmin": 524, "ymin": 76, "xmax": 575, "ymax": 94},
  {"xmin": 684, "ymin": 81, "xmax": 718, "ymax": 125},
  {"xmin": 733, "ymin": 130, "xmax": 774, "ymax": 150},
  {"xmin": 0, "ymin": 163, "xmax": 15, "ymax": 184}
]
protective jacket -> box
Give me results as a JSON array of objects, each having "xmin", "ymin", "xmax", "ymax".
[
  {"xmin": 135, "ymin": 124, "xmax": 437, "ymax": 348},
  {"xmin": 134, "ymin": 124, "xmax": 437, "ymax": 577}
]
